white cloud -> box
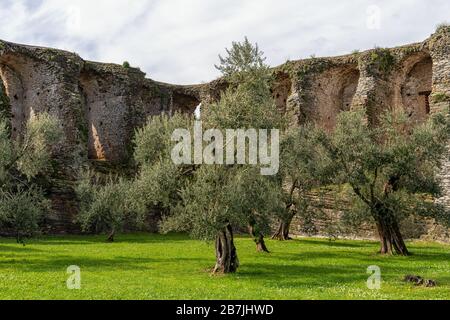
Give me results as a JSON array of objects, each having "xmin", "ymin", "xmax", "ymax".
[{"xmin": 0, "ymin": 0, "xmax": 448, "ymax": 84}]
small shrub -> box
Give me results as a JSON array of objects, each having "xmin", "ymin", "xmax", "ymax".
[
  {"xmin": 431, "ymin": 92, "xmax": 450, "ymax": 104},
  {"xmin": 368, "ymin": 47, "xmax": 395, "ymax": 75},
  {"xmin": 436, "ymin": 22, "xmax": 450, "ymax": 33},
  {"xmin": 122, "ymin": 61, "xmax": 131, "ymax": 69}
]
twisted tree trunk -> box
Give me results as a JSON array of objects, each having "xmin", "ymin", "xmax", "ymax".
[
  {"xmin": 273, "ymin": 181, "xmax": 298, "ymax": 241},
  {"xmin": 272, "ymin": 214, "xmax": 294, "ymax": 241},
  {"xmin": 213, "ymin": 224, "xmax": 239, "ymax": 274},
  {"xmin": 106, "ymin": 228, "xmax": 115, "ymax": 242},
  {"xmin": 372, "ymin": 176, "xmax": 409, "ymax": 256},
  {"xmin": 373, "ymin": 205, "xmax": 409, "ymax": 256},
  {"xmin": 248, "ymin": 224, "xmax": 269, "ymax": 253},
  {"xmin": 16, "ymin": 231, "xmax": 22, "ymax": 244}
]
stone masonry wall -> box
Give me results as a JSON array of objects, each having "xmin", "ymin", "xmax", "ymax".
[
  {"xmin": 0, "ymin": 27, "xmax": 449, "ymax": 235},
  {"xmin": 269, "ymin": 27, "xmax": 450, "ymax": 241},
  {"xmin": 0, "ymin": 40, "xmax": 201, "ymax": 233},
  {"xmin": 429, "ymin": 26, "xmax": 450, "ymax": 210}
]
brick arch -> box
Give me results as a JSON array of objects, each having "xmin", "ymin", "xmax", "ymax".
[
  {"xmin": 0, "ymin": 69, "xmax": 10, "ymax": 118},
  {"xmin": 0, "ymin": 58, "xmax": 27, "ymax": 139},
  {"xmin": 79, "ymin": 71, "xmax": 104, "ymax": 161},
  {"xmin": 272, "ymin": 71, "xmax": 293, "ymax": 112},
  {"xmin": 385, "ymin": 51, "xmax": 433, "ymax": 125},
  {"xmin": 306, "ymin": 64, "xmax": 360, "ymax": 131},
  {"xmin": 78, "ymin": 70, "xmax": 129, "ymax": 162},
  {"xmin": 171, "ymin": 90, "xmax": 201, "ymax": 114},
  {"xmin": 400, "ymin": 52, "xmax": 433, "ymax": 123}
]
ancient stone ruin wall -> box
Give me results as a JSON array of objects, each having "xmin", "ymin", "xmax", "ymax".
[
  {"xmin": 0, "ymin": 40, "xmax": 201, "ymax": 233},
  {"xmin": 264, "ymin": 27, "xmax": 449, "ymax": 240},
  {"xmin": 0, "ymin": 26, "xmax": 449, "ymax": 235}
]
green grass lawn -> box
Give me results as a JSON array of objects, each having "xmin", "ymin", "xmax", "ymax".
[{"xmin": 0, "ymin": 233, "xmax": 449, "ymax": 300}]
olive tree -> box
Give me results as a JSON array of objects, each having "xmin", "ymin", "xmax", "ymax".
[
  {"xmin": 314, "ymin": 109, "xmax": 450, "ymax": 255},
  {"xmin": 160, "ymin": 165, "xmax": 281, "ymax": 272},
  {"xmin": 130, "ymin": 38, "xmax": 284, "ymax": 273},
  {"xmin": 200, "ymin": 37, "xmax": 285, "ymax": 254},
  {"xmin": 0, "ymin": 113, "xmax": 62, "ymax": 243},
  {"xmin": 131, "ymin": 113, "xmax": 195, "ymax": 216},
  {"xmin": 76, "ymin": 113, "xmax": 194, "ymax": 242},
  {"xmin": 272, "ymin": 125, "xmax": 334, "ymax": 240},
  {"xmin": 76, "ymin": 173, "xmax": 139, "ymax": 242}
]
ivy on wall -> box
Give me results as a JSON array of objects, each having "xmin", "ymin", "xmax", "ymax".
[{"xmin": 0, "ymin": 81, "xmax": 11, "ymax": 122}]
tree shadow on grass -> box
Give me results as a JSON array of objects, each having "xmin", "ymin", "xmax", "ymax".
[
  {"xmin": 237, "ymin": 257, "xmax": 450, "ymax": 290},
  {"xmin": 293, "ymin": 239, "xmax": 378, "ymax": 249},
  {"xmin": 18, "ymin": 233, "xmax": 192, "ymax": 246},
  {"xmin": 280, "ymin": 239, "xmax": 450, "ymax": 262},
  {"xmin": 270, "ymin": 247, "xmax": 450, "ymax": 269},
  {"xmin": 401, "ymin": 251, "xmax": 450, "ymax": 263},
  {"xmin": 0, "ymin": 254, "xmax": 211, "ymax": 273},
  {"xmin": 0, "ymin": 245, "xmax": 43, "ymax": 253},
  {"xmin": 237, "ymin": 262, "xmax": 370, "ymax": 289},
  {"xmin": 270, "ymin": 251, "xmax": 378, "ymax": 264}
]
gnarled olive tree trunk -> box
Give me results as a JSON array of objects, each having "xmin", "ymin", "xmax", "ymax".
[
  {"xmin": 272, "ymin": 219, "xmax": 293, "ymax": 241},
  {"xmin": 16, "ymin": 232, "xmax": 23, "ymax": 244},
  {"xmin": 372, "ymin": 177, "xmax": 409, "ymax": 256},
  {"xmin": 272, "ymin": 184, "xmax": 298, "ymax": 241},
  {"xmin": 106, "ymin": 228, "xmax": 115, "ymax": 242},
  {"xmin": 272, "ymin": 212, "xmax": 295, "ymax": 241},
  {"xmin": 248, "ymin": 224, "xmax": 269, "ymax": 253},
  {"xmin": 374, "ymin": 211, "xmax": 409, "ymax": 256},
  {"xmin": 213, "ymin": 224, "xmax": 240, "ymax": 274}
]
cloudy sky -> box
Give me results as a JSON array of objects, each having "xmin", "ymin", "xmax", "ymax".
[{"xmin": 0, "ymin": 0, "xmax": 448, "ymax": 84}]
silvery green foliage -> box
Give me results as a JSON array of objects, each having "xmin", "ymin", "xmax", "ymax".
[
  {"xmin": 132, "ymin": 159, "xmax": 182, "ymax": 211},
  {"xmin": 134, "ymin": 113, "xmax": 193, "ymax": 166},
  {"xmin": 160, "ymin": 165, "xmax": 281, "ymax": 241},
  {"xmin": 215, "ymin": 37, "xmax": 268, "ymax": 83},
  {"xmin": 73, "ymin": 112, "xmax": 194, "ymax": 237},
  {"xmin": 130, "ymin": 113, "xmax": 194, "ymax": 215},
  {"xmin": 316, "ymin": 109, "xmax": 450, "ymax": 229},
  {"xmin": 126, "ymin": 39, "xmax": 286, "ymax": 247},
  {"xmin": 76, "ymin": 113, "xmax": 195, "ymax": 240},
  {"xmin": 76, "ymin": 172, "xmax": 140, "ymax": 237},
  {"xmin": 159, "ymin": 38, "xmax": 284, "ymax": 241},
  {"xmin": 202, "ymin": 81, "xmax": 285, "ymax": 131},
  {"xmin": 0, "ymin": 188, "xmax": 49, "ymax": 243},
  {"xmin": 275, "ymin": 124, "xmax": 335, "ymax": 226},
  {"xmin": 0, "ymin": 120, "xmax": 13, "ymax": 181},
  {"xmin": 0, "ymin": 113, "xmax": 62, "ymax": 242},
  {"xmin": 206, "ymin": 38, "xmax": 284, "ymax": 131},
  {"xmin": 16, "ymin": 113, "xmax": 62, "ymax": 179}
]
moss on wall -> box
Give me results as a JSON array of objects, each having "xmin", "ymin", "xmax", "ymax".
[
  {"xmin": 0, "ymin": 80, "xmax": 11, "ymax": 121},
  {"xmin": 431, "ymin": 92, "xmax": 450, "ymax": 103},
  {"xmin": 366, "ymin": 47, "xmax": 395, "ymax": 76},
  {"xmin": 436, "ymin": 23, "xmax": 450, "ymax": 34}
]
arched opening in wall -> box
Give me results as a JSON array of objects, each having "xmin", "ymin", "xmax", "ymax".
[
  {"xmin": 0, "ymin": 62, "xmax": 26, "ymax": 140},
  {"xmin": 79, "ymin": 71, "xmax": 132, "ymax": 163},
  {"xmin": 339, "ymin": 69, "xmax": 360, "ymax": 112},
  {"xmin": 312, "ymin": 65, "xmax": 360, "ymax": 131},
  {"xmin": 272, "ymin": 72, "xmax": 292, "ymax": 112},
  {"xmin": 401, "ymin": 55, "xmax": 432, "ymax": 124},
  {"xmin": 79, "ymin": 73, "xmax": 107, "ymax": 161},
  {"xmin": 172, "ymin": 91, "xmax": 201, "ymax": 114},
  {"xmin": 0, "ymin": 73, "xmax": 10, "ymax": 120},
  {"xmin": 194, "ymin": 103, "xmax": 201, "ymax": 120}
]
